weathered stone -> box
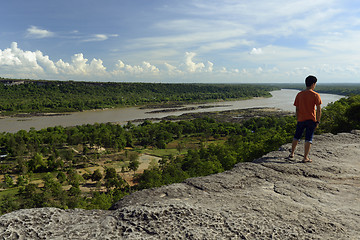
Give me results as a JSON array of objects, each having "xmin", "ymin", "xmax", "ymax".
[{"xmin": 1, "ymin": 132, "xmax": 359, "ymax": 239}]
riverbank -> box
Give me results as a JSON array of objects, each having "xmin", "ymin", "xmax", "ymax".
[
  {"xmin": 131, "ymin": 107, "xmax": 293, "ymax": 124},
  {"xmin": 0, "ymin": 96, "xmax": 262, "ymax": 119},
  {"xmin": 0, "ymin": 89, "xmax": 343, "ymax": 133}
]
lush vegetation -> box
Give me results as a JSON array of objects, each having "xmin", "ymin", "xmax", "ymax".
[
  {"xmin": 0, "ymin": 78, "xmax": 359, "ymax": 215},
  {"xmin": 0, "ymin": 79, "xmax": 278, "ymax": 115},
  {"xmin": 319, "ymin": 95, "xmax": 360, "ymax": 133},
  {"xmin": 277, "ymin": 83, "xmax": 360, "ymax": 96},
  {"xmin": 0, "ymin": 114, "xmax": 296, "ymax": 214}
]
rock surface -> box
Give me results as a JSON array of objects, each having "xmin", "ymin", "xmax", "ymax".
[{"xmin": 1, "ymin": 131, "xmax": 359, "ymax": 239}]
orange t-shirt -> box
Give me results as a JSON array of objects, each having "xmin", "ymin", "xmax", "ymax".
[{"xmin": 294, "ymin": 89, "xmax": 322, "ymax": 122}]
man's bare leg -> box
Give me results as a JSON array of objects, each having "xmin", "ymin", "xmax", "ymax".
[
  {"xmin": 290, "ymin": 139, "xmax": 298, "ymax": 158},
  {"xmin": 303, "ymin": 141, "xmax": 312, "ymax": 162}
]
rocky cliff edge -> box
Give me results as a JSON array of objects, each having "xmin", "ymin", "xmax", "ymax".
[{"xmin": 1, "ymin": 131, "xmax": 359, "ymax": 239}]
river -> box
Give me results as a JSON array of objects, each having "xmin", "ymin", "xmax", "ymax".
[{"xmin": 0, "ymin": 89, "xmax": 343, "ymax": 133}]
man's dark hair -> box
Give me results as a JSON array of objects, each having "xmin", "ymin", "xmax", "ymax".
[{"xmin": 305, "ymin": 75, "xmax": 317, "ymax": 87}]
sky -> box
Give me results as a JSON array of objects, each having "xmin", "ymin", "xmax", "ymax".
[{"xmin": 1, "ymin": 0, "xmax": 360, "ymax": 83}]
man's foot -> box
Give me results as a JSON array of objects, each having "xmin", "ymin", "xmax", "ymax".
[
  {"xmin": 302, "ymin": 158, "xmax": 312, "ymax": 163},
  {"xmin": 288, "ymin": 154, "xmax": 294, "ymax": 159}
]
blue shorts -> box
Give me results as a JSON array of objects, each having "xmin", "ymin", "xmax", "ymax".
[{"xmin": 293, "ymin": 120, "xmax": 316, "ymax": 143}]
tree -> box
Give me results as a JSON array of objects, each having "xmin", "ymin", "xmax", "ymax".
[
  {"xmin": 91, "ymin": 169, "xmax": 103, "ymax": 181},
  {"xmin": 104, "ymin": 167, "xmax": 127, "ymax": 191},
  {"xmin": 42, "ymin": 172, "xmax": 63, "ymax": 199},
  {"xmin": 104, "ymin": 167, "xmax": 117, "ymax": 180},
  {"xmin": 57, "ymin": 171, "xmax": 67, "ymax": 183},
  {"xmin": 0, "ymin": 194, "xmax": 20, "ymax": 215},
  {"xmin": 128, "ymin": 152, "xmax": 140, "ymax": 174},
  {"xmin": 90, "ymin": 192, "xmax": 112, "ymax": 209},
  {"xmin": 18, "ymin": 183, "xmax": 42, "ymax": 208},
  {"xmin": 346, "ymin": 103, "xmax": 360, "ymax": 130},
  {"xmin": 16, "ymin": 175, "xmax": 28, "ymax": 187},
  {"xmin": 4, "ymin": 174, "xmax": 14, "ymax": 188},
  {"xmin": 67, "ymin": 169, "xmax": 83, "ymax": 187},
  {"xmin": 83, "ymin": 145, "xmax": 89, "ymax": 155},
  {"xmin": 176, "ymin": 142, "xmax": 184, "ymax": 153},
  {"xmin": 16, "ymin": 157, "xmax": 28, "ymax": 174},
  {"xmin": 28, "ymin": 153, "xmax": 47, "ymax": 172}
]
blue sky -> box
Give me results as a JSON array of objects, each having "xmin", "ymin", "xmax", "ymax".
[{"xmin": 1, "ymin": 0, "xmax": 360, "ymax": 83}]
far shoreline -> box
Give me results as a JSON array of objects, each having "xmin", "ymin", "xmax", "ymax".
[{"xmin": 0, "ymin": 95, "xmax": 269, "ymax": 119}]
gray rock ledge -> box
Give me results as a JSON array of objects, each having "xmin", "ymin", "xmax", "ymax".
[{"xmin": 1, "ymin": 131, "xmax": 359, "ymax": 239}]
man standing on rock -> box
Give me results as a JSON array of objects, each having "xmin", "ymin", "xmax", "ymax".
[{"xmin": 289, "ymin": 75, "xmax": 322, "ymax": 163}]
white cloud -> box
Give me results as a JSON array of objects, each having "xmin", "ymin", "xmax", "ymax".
[
  {"xmin": 35, "ymin": 51, "xmax": 58, "ymax": 74},
  {"xmin": 82, "ymin": 34, "xmax": 118, "ymax": 42},
  {"xmin": 55, "ymin": 53, "xmax": 107, "ymax": 76},
  {"xmin": 127, "ymin": 28, "xmax": 247, "ymax": 53},
  {"xmin": 2, "ymin": 42, "xmax": 360, "ymax": 83},
  {"xmin": 184, "ymin": 52, "xmax": 205, "ymax": 72},
  {"xmin": 219, "ymin": 67, "xmax": 227, "ymax": 73},
  {"xmin": 0, "ymin": 42, "xmax": 45, "ymax": 73},
  {"xmin": 0, "ymin": 42, "xmax": 22, "ymax": 66},
  {"xmin": 164, "ymin": 62, "xmax": 177, "ymax": 71},
  {"xmin": 26, "ymin": 26, "xmax": 55, "ymax": 39},
  {"xmin": 249, "ymin": 48, "xmax": 263, "ymax": 55},
  {"xmin": 310, "ymin": 30, "xmax": 360, "ymax": 56},
  {"xmin": 206, "ymin": 61, "xmax": 214, "ymax": 72},
  {"xmin": 0, "ymin": 42, "xmax": 107, "ymax": 79},
  {"xmin": 164, "ymin": 62, "xmax": 183, "ymax": 75},
  {"xmin": 198, "ymin": 40, "xmax": 251, "ymax": 53},
  {"xmin": 142, "ymin": 61, "xmax": 160, "ymax": 73},
  {"xmin": 111, "ymin": 60, "xmax": 159, "ymax": 75},
  {"xmin": 25, "ymin": 26, "xmax": 118, "ymax": 43},
  {"xmin": 0, "ymin": 44, "xmax": 216, "ymax": 81}
]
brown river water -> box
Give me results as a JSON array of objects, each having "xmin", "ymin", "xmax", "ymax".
[{"xmin": 0, "ymin": 89, "xmax": 343, "ymax": 133}]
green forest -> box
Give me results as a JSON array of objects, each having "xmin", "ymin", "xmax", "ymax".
[
  {"xmin": 277, "ymin": 83, "xmax": 360, "ymax": 96},
  {"xmin": 0, "ymin": 114, "xmax": 296, "ymax": 213},
  {"xmin": 0, "ymin": 93, "xmax": 359, "ymax": 214},
  {"xmin": 0, "ymin": 79, "xmax": 278, "ymax": 115},
  {"xmin": 1, "ymin": 78, "xmax": 359, "ymax": 116},
  {"xmin": 0, "ymin": 78, "xmax": 359, "ymax": 215}
]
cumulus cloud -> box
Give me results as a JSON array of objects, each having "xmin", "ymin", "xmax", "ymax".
[
  {"xmin": 26, "ymin": 26, "xmax": 55, "ymax": 39},
  {"xmin": 0, "ymin": 42, "xmax": 49, "ymax": 73},
  {"xmin": 206, "ymin": 61, "xmax": 214, "ymax": 72},
  {"xmin": 184, "ymin": 52, "xmax": 205, "ymax": 72},
  {"xmin": 0, "ymin": 42, "xmax": 107, "ymax": 79},
  {"xmin": 164, "ymin": 62, "xmax": 177, "ymax": 71},
  {"xmin": 249, "ymin": 48, "xmax": 263, "ymax": 55},
  {"xmin": 219, "ymin": 67, "xmax": 227, "ymax": 73},
  {"xmin": 4, "ymin": 42, "xmax": 349, "ymax": 82},
  {"xmin": 55, "ymin": 53, "xmax": 107, "ymax": 76},
  {"xmin": 142, "ymin": 61, "xmax": 160, "ymax": 73},
  {"xmin": 111, "ymin": 60, "xmax": 160, "ymax": 75},
  {"xmin": 0, "ymin": 42, "xmax": 22, "ymax": 66},
  {"xmin": 0, "ymin": 43, "xmax": 293, "ymax": 82},
  {"xmin": 164, "ymin": 62, "xmax": 183, "ymax": 75}
]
